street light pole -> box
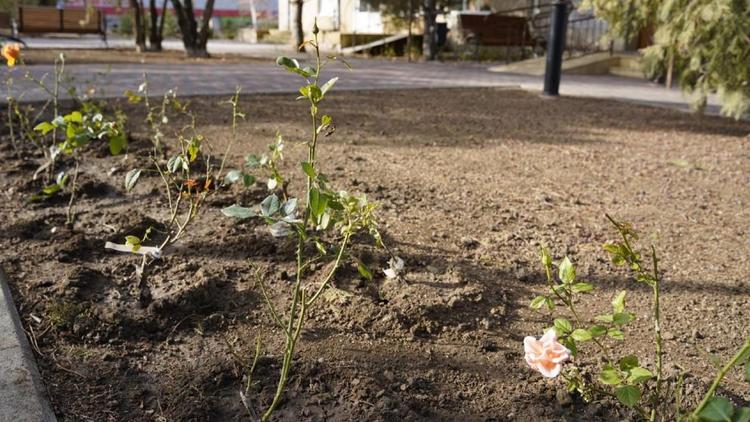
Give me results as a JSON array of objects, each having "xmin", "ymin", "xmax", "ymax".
[{"xmin": 543, "ymin": 1, "xmax": 568, "ymax": 96}]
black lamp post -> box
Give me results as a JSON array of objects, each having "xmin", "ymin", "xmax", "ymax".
[{"xmin": 543, "ymin": 1, "xmax": 568, "ymax": 96}]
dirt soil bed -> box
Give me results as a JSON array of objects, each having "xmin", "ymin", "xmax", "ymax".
[{"xmin": 1, "ymin": 88, "xmax": 749, "ymax": 421}]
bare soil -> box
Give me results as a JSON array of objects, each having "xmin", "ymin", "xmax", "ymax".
[{"xmin": 1, "ymin": 87, "xmax": 749, "ymax": 421}]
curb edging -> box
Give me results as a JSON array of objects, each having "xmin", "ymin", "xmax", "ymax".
[{"xmin": 0, "ymin": 268, "xmax": 57, "ymax": 422}]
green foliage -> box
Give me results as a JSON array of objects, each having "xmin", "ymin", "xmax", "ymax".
[
  {"xmin": 34, "ymin": 105, "xmax": 127, "ymax": 156},
  {"xmin": 582, "ymin": 0, "xmax": 750, "ymax": 118}
]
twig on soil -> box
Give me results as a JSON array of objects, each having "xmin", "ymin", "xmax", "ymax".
[{"xmin": 162, "ymin": 314, "xmax": 196, "ymax": 345}]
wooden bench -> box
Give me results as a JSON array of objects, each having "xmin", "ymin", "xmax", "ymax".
[
  {"xmin": 16, "ymin": 7, "xmax": 107, "ymax": 43},
  {"xmin": 458, "ymin": 12, "xmax": 537, "ymax": 47}
]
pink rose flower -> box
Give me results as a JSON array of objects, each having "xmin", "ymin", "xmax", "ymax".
[{"xmin": 524, "ymin": 329, "xmax": 571, "ymax": 378}]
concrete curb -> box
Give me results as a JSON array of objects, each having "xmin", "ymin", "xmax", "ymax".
[{"xmin": 0, "ymin": 268, "xmax": 57, "ymax": 422}]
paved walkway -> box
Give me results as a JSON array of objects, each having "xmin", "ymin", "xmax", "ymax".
[{"xmin": 1, "ymin": 37, "xmax": 722, "ymax": 114}]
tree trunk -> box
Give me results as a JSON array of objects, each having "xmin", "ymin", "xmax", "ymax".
[
  {"xmin": 147, "ymin": 0, "xmax": 165, "ymax": 51},
  {"xmin": 195, "ymin": 0, "xmax": 215, "ymax": 55},
  {"xmin": 171, "ymin": 0, "xmax": 213, "ymax": 57},
  {"xmin": 130, "ymin": 0, "xmax": 147, "ymax": 52},
  {"xmin": 407, "ymin": 0, "xmax": 414, "ymax": 61},
  {"xmin": 293, "ymin": 0, "xmax": 305, "ymax": 52},
  {"xmin": 422, "ymin": 0, "xmax": 437, "ymax": 60}
]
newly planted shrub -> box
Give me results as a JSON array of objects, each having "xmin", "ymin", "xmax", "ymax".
[
  {"xmin": 33, "ymin": 102, "xmax": 127, "ymax": 224},
  {"xmin": 107, "ymin": 85, "xmax": 239, "ymax": 282},
  {"xmin": 221, "ymin": 22, "xmax": 399, "ymax": 421},
  {"xmin": 525, "ymin": 216, "xmax": 750, "ymax": 421}
]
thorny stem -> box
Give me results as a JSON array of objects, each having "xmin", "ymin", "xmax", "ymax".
[
  {"xmin": 261, "ymin": 239, "xmax": 307, "ymax": 422},
  {"xmin": 6, "ymin": 80, "xmax": 17, "ymax": 153},
  {"xmin": 690, "ymin": 337, "xmax": 750, "ymax": 419},
  {"xmin": 650, "ymin": 245, "xmax": 663, "ymax": 422},
  {"xmin": 544, "ymin": 256, "xmax": 611, "ymax": 362},
  {"xmin": 65, "ymin": 159, "xmax": 80, "ymax": 226},
  {"xmin": 306, "ymin": 232, "xmax": 351, "ymax": 307},
  {"xmin": 255, "ymin": 270, "xmax": 287, "ymax": 334},
  {"xmin": 217, "ymin": 87, "xmax": 242, "ymax": 182},
  {"xmin": 246, "ymin": 333, "xmax": 263, "ymax": 396}
]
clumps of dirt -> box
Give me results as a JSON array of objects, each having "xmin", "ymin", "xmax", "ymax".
[{"xmin": 1, "ymin": 88, "xmax": 749, "ymax": 420}]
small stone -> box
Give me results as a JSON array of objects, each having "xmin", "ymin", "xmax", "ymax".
[
  {"xmin": 479, "ymin": 318, "xmax": 491, "ymax": 330},
  {"xmin": 461, "ymin": 237, "xmax": 480, "ymax": 249},
  {"xmin": 556, "ymin": 389, "xmax": 572, "ymax": 406},
  {"xmin": 351, "ymin": 378, "xmax": 360, "ymax": 386},
  {"xmin": 663, "ymin": 332, "xmax": 675, "ymax": 340}
]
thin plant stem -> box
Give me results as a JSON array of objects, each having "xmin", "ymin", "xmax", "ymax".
[
  {"xmin": 650, "ymin": 245, "xmax": 663, "ymax": 422},
  {"xmin": 65, "ymin": 159, "xmax": 80, "ymax": 226},
  {"xmin": 306, "ymin": 232, "xmax": 351, "ymax": 307},
  {"xmin": 217, "ymin": 87, "xmax": 241, "ymax": 181},
  {"xmin": 690, "ymin": 337, "xmax": 750, "ymax": 419}
]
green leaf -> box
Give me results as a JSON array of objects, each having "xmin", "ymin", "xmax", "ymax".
[
  {"xmin": 224, "ymin": 170, "xmax": 243, "ymax": 185},
  {"xmin": 698, "ymin": 396, "xmax": 734, "ymax": 422},
  {"xmin": 309, "ymin": 188, "xmax": 329, "ymax": 219},
  {"xmin": 320, "ymin": 76, "xmax": 338, "ymax": 96},
  {"xmin": 589, "ymin": 325, "xmax": 607, "ymax": 337},
  {"xmin": 619, "ymin": 355, "xmax": 639, "ymax": 371},
  {"xmin": 558, "ymin": 257, "xmax": 575, "ymax": 284},
  {"xmin": 627, "ymin": 367, "xmax": 654, "ymax": 383},
  {"xmin": 599, "ymin": 368, "xmax": 622, "ymax": 386},
  {"xmin": 222, "ymin": 204, "xmax": 257, "ymax": 219},
  {"xmin": 33, "ymin": 121, "xmax": 56, "ymax": 135},
  {"xmin": 321, "ymin": 114, "xmax": 332, "ymax": 126},
  {"xmin": 571, "ymin": 329, "xmax": 593, "ymax": 342},
  {"xmin": 612, "ymin": 291, "xmax": 627, "ymax": 314},
  {"xmin": 615, "ymin": 385, "xmax": 641, "ymax": 407},
  {"xmin": 282, "ymin": 198, "xmax": 298, "ymax": 216},
  {"xmin": 260, "ymin": 195, "xmax": 281, "ymax": 217},
  {"xmin": 109, "ymin": 131, "xmax": 127, "ymax": 155},
  {"xmin": 544, "ymin": 296, "xmax": 555, "ymax": 311},
  {"xmin": 562, "ymin": 336, "xmax": 577, "ymax": 357},
  {"xmin": 242, "ymin": 174, "xmax": 256, "ymax": 187},
  {"xmin": 595, "ymin": 314, "xmax": 614, "ymax": 323},
  {"xmin": 613, "ymin": 312, "xmax": 635, "ymax": 325},
  {"xmin": 299, "ymin": 84, "xmax": 323, "ymax": 102},
  {"xmin": 64, "ymin": 111, "xmax": 83, "ymax": 123},
  {"xmin": 245, "ymin": 154, "xmax": 262, "ymax": 169},
  {"xmin": 607, "ymin": 328, "xmax": 625, "ymax": 341},
  {"xmin": 301, "ymin": 161, "xmax": 316, "ymax": 178},
  {"xmin": 124, "ymin": 169, "xmax": 141, "ymax": 192},
  {"xmin": 733, "ymin": 408, "xmax": 750, "ymax": 422},
  {"xmin": 745, "ymin": 360, "xmax": 750, "ymax": 383},
  {"xmin": 125, "ymin": 235, "xmax": 141, "ymax": 252},
  {"xmin": 571, "ymin": 282, "xmax": 594, "ymax": 293},
  {"xmin": 540, "ymin": 247, "xmax": 552, "ymax": 268},
  {"xmin": 188, "ymin": 138, "xmax": 201, "ymax": 162},
  {"xmin": 276, "ymin": 56, "xmax": 312, "ymax": 78},
  {"xmin": 554, "ymin": 318, "xmax": 573, "ymax": 335},
  {"xmin": 529, "ymin": 295, "xmax": 547, "ymax": 309},
  {"xmin": 167, "ymin": 155, "xmax": 186, "ymax": 173},
  {"xmin": 357, "ymin": 262, "xmax": 373, "ymax": 281}
]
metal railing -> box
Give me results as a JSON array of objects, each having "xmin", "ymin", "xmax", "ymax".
[{"xmin": 494, "ymin": 1, "xmax": 611, "ymax": 58}]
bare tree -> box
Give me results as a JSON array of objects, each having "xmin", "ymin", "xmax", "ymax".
[
  {"xmin": 148, "ymin": 0, "xmax": 168, "ymax": 51},
  {"xmin": 129, "ymin": 0, "xmax": 147, "ymax": 52},
  {"xmin": 293, "ymin": 0, "xmax": 305, "ymax": 52},
  {"xmin": 171, "ymin": 0, "xmax": 216, "ymax": 57}
]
